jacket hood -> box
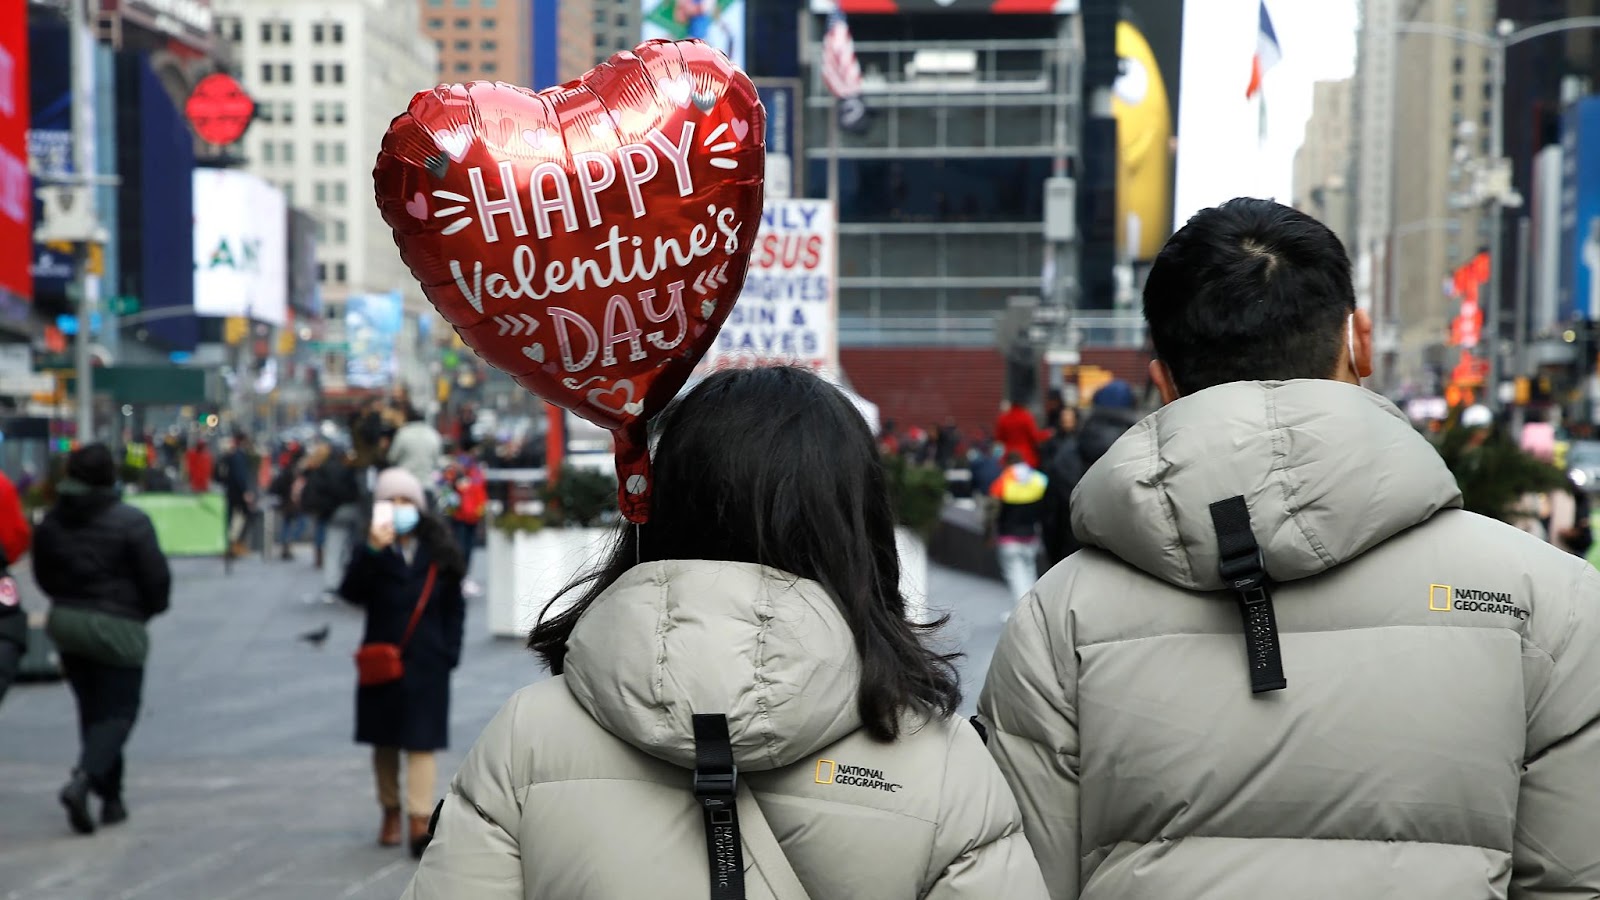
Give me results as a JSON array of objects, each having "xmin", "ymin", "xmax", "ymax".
[
  {"xmin": 52, "ymin": 480, "xmax": 121, "ymax": 525},
  {"xmin": 1071, "ymin": 380, "xmax": 1463, "ymax": 591},
  {"xmin": 563, "ymin": 560, "xmax": 862, "ymax": 772}
]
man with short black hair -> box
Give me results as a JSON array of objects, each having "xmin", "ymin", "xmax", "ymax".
[{"xmin": 980, "ymin": 198, "xmax": 1600, "ymax": 898}]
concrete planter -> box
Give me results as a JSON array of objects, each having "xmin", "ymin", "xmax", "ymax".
[
  {"xmin": 486, "ymin": 525, "xmax": 930, "ymax": 635},
  {"xmin": 486, "ymin": 526, "xmax": 613, "ymax": 638},
  {"xmin": 897, "ymin": 527, "xmax": 931, "ymax": 623}
]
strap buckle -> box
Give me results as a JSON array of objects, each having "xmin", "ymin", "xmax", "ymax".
[
  {"xmin": 693, "ymin": 768, "xmax": 738, "ymax": 803},
  {"xmin": 1218, "ymin": 547, "xmax": 1267, "ymax": 594}
]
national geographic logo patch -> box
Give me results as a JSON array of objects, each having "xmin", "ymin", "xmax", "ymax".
[
  {"xmin": 814, "ymin": 759, "xmax": 902, "ymax": 793},
  {"xmin": 1430, "ymin": 583, "xmax": 1529, "ymax": 620}
]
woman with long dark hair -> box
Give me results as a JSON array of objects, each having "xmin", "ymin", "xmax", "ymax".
[
  {"xmin": 404, "ymin": 367, "xmax": 1047, "ymax": 898},
  {"xmin": 340, "ymin": 468, "xmax": 465, "ymax": 859}
]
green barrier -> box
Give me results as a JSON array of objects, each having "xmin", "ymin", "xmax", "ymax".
[{"xmin": 124, "ymin": 492, "xmax": 227, "ymax": 557}]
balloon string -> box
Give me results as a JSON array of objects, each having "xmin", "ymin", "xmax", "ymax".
[{"xmin": 634, "ymin": 522, "xmax": 641, "ymax": 569}]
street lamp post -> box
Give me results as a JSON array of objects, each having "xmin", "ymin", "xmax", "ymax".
[{"xmin": 1394, "ymin": 16, "xmax": 1600, "ymax": 412}]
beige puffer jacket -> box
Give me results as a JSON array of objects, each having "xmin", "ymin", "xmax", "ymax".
[
  {"xmin": 979, "ymin": 380, "xmax": 1600, "ymax": 899},
  {"xmin": 404, "ymin": 560, "xmax": 1049, "ymax": 899}
]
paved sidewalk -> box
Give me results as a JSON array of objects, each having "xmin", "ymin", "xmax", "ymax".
[{"xmin": 0, "ymin": 549, "xmax": 1015, "ymax": 900}]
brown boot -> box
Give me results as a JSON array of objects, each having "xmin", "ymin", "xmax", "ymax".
[
  {"xmin": 379, "ymin": 807, "xmax": 402, "ymax": 847},
  {"xmin": 408, "ymin": 814, "xmax": 433, "ymax": 859}
]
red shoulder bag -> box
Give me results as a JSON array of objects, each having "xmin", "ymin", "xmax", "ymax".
[{"xmin": 354, "ymin": 564, "xmax": 438, "ymax": 687}]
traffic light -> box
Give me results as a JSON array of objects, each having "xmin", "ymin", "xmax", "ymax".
[{"xmin": 224, "ymin": 316, "xmax": 248, "ymax": 345}]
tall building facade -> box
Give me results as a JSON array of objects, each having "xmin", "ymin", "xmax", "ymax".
[
  {"xmin": 1293, "ymin": 79, "xmax": 1354, "ymax": 247},
  {"xmin": 215, "ymin": 0, "xmax": 437, "ymax": 394},
  {"xmin": 1352, "ymin": 0, "xmax": 1494, "ymax": 393},
  {"xmin": 419, "ymin": 0, "xmax": 531, "ymax": 85}
]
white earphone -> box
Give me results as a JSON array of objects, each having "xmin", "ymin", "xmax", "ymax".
[{"xmin": 1347, "ymin": 313, "xmax": 1359, "ymax": 381}]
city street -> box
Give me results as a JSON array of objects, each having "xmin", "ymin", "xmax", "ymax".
[{"xmin": 0, "ymin": 548, "xmax": 1017, "ymax": 900}]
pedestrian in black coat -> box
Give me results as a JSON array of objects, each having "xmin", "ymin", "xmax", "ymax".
[
  {"xmin": 1039, "ymin": 380, "xmax": 1143, "ymax": 567},
  {"xmin": 338, "ymin": 467, "xmax": 465, "ymax": 857},
  {"xmin": 34, "ymin": 444, "xmax": 171, "ymax": 834}
]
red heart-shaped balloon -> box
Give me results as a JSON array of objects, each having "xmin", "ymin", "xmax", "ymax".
[{"xmin": 375, "ymin": 40, "xmax": 765, "ymax": 522}]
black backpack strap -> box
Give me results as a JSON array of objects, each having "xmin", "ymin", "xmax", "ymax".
[
  {"xmin": 693, "ymin": 713, "xmax": 745, "ymax": 900},
  {"xmin": 1208, "ymin": 496, "xmax": 1287, "ymax": 695}
]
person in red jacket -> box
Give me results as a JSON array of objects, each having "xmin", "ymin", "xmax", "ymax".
[
  {"xmin": 994, "ymin": 401, "xmax": 1050, "ymax": 468},
  {"xmin": 0, "ymin": 467, "xmax": 34, "ymax": 705},
  {"xmin": 185, "ymin": 440, "xmax": 214, "ymax": 493}
]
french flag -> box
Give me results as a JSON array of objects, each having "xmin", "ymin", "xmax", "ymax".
[{"xmin": 1245, "ymin": 1, "xmax": 1281, "ymax": 100}]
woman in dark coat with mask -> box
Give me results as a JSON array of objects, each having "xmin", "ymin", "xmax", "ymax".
[{"xmin": 339, "ymin": 467, "xmax": 465, "ymax": 858}]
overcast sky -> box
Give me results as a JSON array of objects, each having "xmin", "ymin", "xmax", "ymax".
[{"xmin": 1172, "ymin": 0, "xmax": 1360, "ymax": 231}]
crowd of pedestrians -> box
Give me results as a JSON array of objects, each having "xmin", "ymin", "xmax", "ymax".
[{"xmin": 4, "ymin": 198, "xmax": 1597, "ymax": 898}]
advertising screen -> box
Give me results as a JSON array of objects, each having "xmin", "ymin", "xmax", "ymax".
[
  {"xmin": 643, "ymin": 0, "xmax": 744, "ymax": 70},
  {"xmin": 1560, "ymin": 97, "xmax": 1600, "ymax": 323},
  {"xmin": 346, "ymin": 291, "xmax": 404, "ymax": 389},
  {"xmin": 192, "ymin": 168, "xmax": 287, "ymax": 326},
  {"xmin": 0, "ymin": 2, "xmax": 29, "ymax": 302}
]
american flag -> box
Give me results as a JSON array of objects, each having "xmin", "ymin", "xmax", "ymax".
[{"xmin": 822, "ymin": 10, "xmax": 863, "ymax": 101}]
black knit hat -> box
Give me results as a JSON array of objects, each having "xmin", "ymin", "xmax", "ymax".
[{"xmin": 66, "ymin": 443, "xmax": 116, "ymax": 488}]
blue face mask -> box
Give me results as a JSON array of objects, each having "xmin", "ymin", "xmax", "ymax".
[{"xmin": 393, "ymin": 505, "xmax": 420, "ymax": 535}]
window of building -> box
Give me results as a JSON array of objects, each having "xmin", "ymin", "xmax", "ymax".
[
  {"xmin": 455, "ymin": 17, "xmax": 470, "ymax": 27},
  {"xmin": 283, "ymin": 183, "xmax": 293, "ymax": 205},
  {"xmin": 455, "ymin": 0, "xmax": 470, "ymax": 6},
  {"xmin": 332, "ymin": 23, "xmax": 344, "ymax": 43},
  {"xmin": 1483, "ymin": 82, "xmax": 1492, "ymax": 100},
  {"xmin": 1452, "ymin": 56, "xmax": 1463, "ymax": 74},
  {"xmin": 455, "ymin": 39, "xmax": 470, "ymax": 50},
  {"xmin": 261, "ymin": 20, "xmax": 273, "ymax": 43},
  {"xmin": 334, "ymin": 220, "xmax": 347, "ymax": 245},
  {"xmin": 483, "ymin": 18, "xmax": 494, "ymax": 28},
  {"xmin": 318, "ymin": 262, "xmax": 328, "ymax": 282},
  {"xmin": 616, "ymin": 12, "xmax": 626, "ymax": 26},
  {"xmin": 262, "ymin": 141, "xmax": 275, "ymax": 162},
  {"xmin": 332, "ymin": 143, "xmax": 346, "ymax": 164},
  {"xmin": 280, "ymin": 22, "xmax": 291, "ymax": 42},
  {"xmin": 282, "ymin": 141, "xmax": 295, "ymax": 162},
  {"xmin": 335, "ymin": 262, "xmax": 347, "ymax": 282},
  {"xmin": 429, "ymin": 17, "xmax": 444, "ymax": 28},
  {"xmin": 313, "ymin": 23, "xmax": 324, "ymax": 43},
  {"xmin": 482, "ymin": 39, "xmax": 497, "ymax": 51},
  {"xmin": 258, "ymin": 100, "xmax": 274, "ymax": 122},
  {"xmin": 314, "ymin": 63, "xmax": 325, "ymax": 83},
  {"xmin": 614, "ymin": 38, "xmax": 629, "ymax": 51},
  {"xmin": 595, "ymin": 8, "xmax": 606, "ymax": 23},
  {"xmin": 232, "ymin": 18, "xmax": 242, "ymax": 41},
  {"xmin": 314, "ymin": 101, "xmax": 326, "ymax": 124},
  {"xmin": 1452, "ymin": 83, "xmax": 1462, "ymax": 101},
  {"xmin": 332, "ymin": 101, "xmax": 345, "ymax": 125},
  {"xmin": 333, "ymin": 182, "xmax": 347, "ymax": 204},
  {"xmin": 594, "ymin": 34, "xmax": 607, "ymax": 49},
  {"xmin": 315, "ymin": 182, "xmax": 328, "ymax": 203},
  {"xmin": 332, "ymin": 64, "xmax": 344, "ymax": 83},
  {"xmin": 428, "ymin": 0, "xmax": 443, "ymax": 5},
  {"xmin": 261, "ymin": 62, "xmax": 274, "ymax": 83},
  {"xmin": 281, "ymin": 102, "xmax": 294, "ymax": 124},
  {"xmin": 314, "ymin": 142, "xmax": 326, "ymax": 163},
  {"xmin": 482, "ymin": 62, "xmax": 497, "ymax": 74},
  {"xmin": 454, "ymin": 61, "xmax": 471, "ymax": 73},
  {"xmin": 484, "ymin": 0, "xmax": 497, "ymax": 6},
  {"xmin": 281, "ymin": 63, "xmax": 292, "ymax": 83}
]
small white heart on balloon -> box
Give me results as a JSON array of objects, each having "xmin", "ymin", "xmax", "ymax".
[
  {"xmin": 521, "ymin": 127, "xmax": 549, "ymax": 150},
  {"xmin": 621, "ymin": 401, "xmax": 644, "ymax": 416},
  {"xmin": 730, "ymin": 118, "xmax": 749, "ymax": 142},
  {"xmin": 433, "ymin": 126, "xmax": 472, "ymax": 162},
  {"xmin": 521, "ymin": 343, "xmax": 545, "ymax": 363},
  {"xmin": 658, "ymin": 74, "xmax": 693, "ymax": 108},
  {"xmin": 700, "ymin": 299, "xmax": 715, "ymax": 318}
]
